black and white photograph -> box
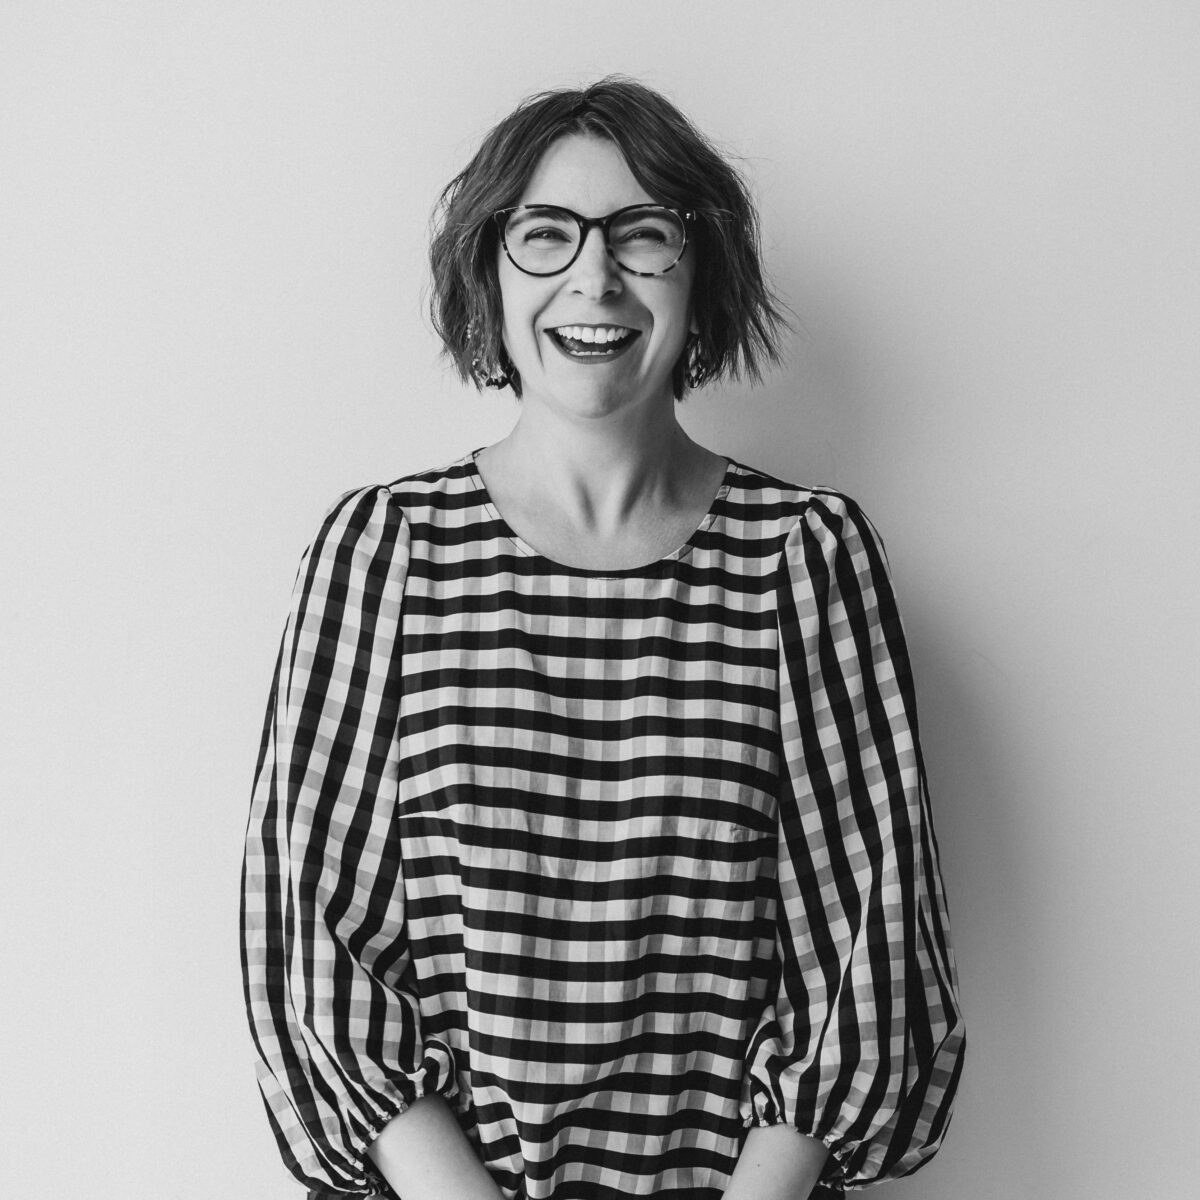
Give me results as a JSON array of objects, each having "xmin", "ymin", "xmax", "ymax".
[{"xmin": 3, "ymin": 4, "xmax": 1197, "ymax": 1199}]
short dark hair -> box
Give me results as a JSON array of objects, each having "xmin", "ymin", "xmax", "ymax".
[{"xmin": 428, "ymin": 76, "xmax": 787, "ymax": 398}]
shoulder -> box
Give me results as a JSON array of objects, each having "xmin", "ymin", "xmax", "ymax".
[
  {"xmin": 309, "ymin": 453, "xmax": 480, "ymax": 547},
  {"xmin": 730, "ymin": 465, "xmax": 907, "ymax": 630},
  {"xmin": 295, "ymin": 483, "xmax": 411, "ymax": 595},
  {"xmin": 724, "ymin": 459, "xmax": 887, "ymax": 560},
  {"xmin": 382, "ymin": 453, "xmax": 477, "ymax": 508},
  {"xmin": 304, "ymin": 483, "xmax": 404, "ymax": 556},
  {"xmin": 298, "ymin": 454, "xmax": 488, "ymax": 586}
]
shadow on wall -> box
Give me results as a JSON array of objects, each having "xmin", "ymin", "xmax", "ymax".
[
  {"xmin": 900, "ymin": 598, "xmax": 1046, "ymax": 1196},
  {"xmin": 687, "ymin": 321, "xmax": 1050, "ymax": 1196}
]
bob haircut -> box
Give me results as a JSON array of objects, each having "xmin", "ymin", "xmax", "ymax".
[{"xmin": 429, "ymin": 76, "xmax": 786, "ymax": 399}]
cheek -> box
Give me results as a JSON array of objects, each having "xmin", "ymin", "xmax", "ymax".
[
  {"xmin": 659, "ymin": 269, "xmax": 696, "ymax": 332},
  {"xmin": 496, "ymin": 266, "xmax": 523, "ymax": 341},
  {"xmin": 659, "ymin": 284, "xmax": 696, "ymax": 343},
  {"xmin": 498, "ymin": 273, "xmax": 548, "ymax": 344},
  {"xmin": 500, "ymin": 306, "xmax": 540, "ymax": 355}
]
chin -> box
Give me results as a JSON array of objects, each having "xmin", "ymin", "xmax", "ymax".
[{"xmin": 528, "ymin": 369, "xmax": 672, "ymax": 420}]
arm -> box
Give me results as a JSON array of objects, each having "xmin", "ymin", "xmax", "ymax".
[
  {"xmin": 723, "ymin": 1125, "xmax": 829, "ymax": 1200},
  {"xmin": 367, "ymin": 1096, "xmax": 505, "ymax": 1200},
  {"xmin": 741, "ymin": 495, "xmax": 965, "ymax": 1192},
  {"xmin": 241, "ymin": 486, "xmax": 463, "ymax": 1196}
]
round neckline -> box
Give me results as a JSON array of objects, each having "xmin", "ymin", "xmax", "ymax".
[{"xmin": 466, "ymin": 448, "xmax": 733, "ymax": 578}]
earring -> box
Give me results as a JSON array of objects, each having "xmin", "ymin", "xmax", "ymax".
[
  {"xmin": 467, "ymin": 319, "xmax": 512, "ymax": 390},
  {"xmin": 471, "ymin": 354, "xmax": 512, "ymax": 390},
  {"xmin": 684, "ymin": 333, "xmax": 710, "ymax": 390}
]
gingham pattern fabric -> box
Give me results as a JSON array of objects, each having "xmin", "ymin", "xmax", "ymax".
[{"xmin": 241, "ymin": 453, "xmax": 964, "ymax": 1199}]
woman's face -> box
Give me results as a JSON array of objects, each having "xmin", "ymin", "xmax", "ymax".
[{"xmin": 497, "ymin": 134, "xmax": 696, "ymax": 423}]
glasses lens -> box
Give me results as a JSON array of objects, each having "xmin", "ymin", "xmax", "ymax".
[
  {"xmin": 609, "ymin": 207, "xmax": 686, "ymax": 274},
  {"xmin": 502, "ymin": 207, "xmax": 580, "ymax": 274}
]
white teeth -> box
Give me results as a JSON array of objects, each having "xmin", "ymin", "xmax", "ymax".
[{"xmin": 553, "ymin": 325, "xmax": 633, "ymax": 344}]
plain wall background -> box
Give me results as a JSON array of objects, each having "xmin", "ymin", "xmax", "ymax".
[{"xmin": 4, "ymin": 3, "xmax": 1198, "ymax": 1197}]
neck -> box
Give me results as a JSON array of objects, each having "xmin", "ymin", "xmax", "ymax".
[{"xmin": 496, "ymin": 393, "xmax": 701, "ymax": 531}]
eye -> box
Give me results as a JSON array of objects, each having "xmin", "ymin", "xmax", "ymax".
[
  {"xmin": 504, "ymin": 208, "xmax": 577, "ymax": 248},
  {"xmin": 620, "ymin": 225, "xmax": 669, "ymax": 245},
  {"xmin": 521, "ymin": 225, "xmax": 573, "ymax": 244},
  {"xmin": 610, "ymin": 210, "xmax": 684, "ymax": 250}
]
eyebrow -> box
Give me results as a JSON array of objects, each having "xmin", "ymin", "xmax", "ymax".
[{"xmin": 516, "ymin": 202, "xmax": 659, "ymax": 213}]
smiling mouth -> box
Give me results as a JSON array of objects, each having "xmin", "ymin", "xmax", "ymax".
[{"xmin": 548, "ymin": 324, "xmax": 640, "ymax": 359}]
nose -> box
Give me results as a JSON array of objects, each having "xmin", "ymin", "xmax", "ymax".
[{"xmin": 567, "ymin": 225, "xmax": 623, "ymax": 299}]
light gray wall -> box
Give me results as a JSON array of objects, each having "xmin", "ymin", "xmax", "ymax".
[{"xmin": 4, "ymin": 3, "xmax": 1197, "ymax": 1197}]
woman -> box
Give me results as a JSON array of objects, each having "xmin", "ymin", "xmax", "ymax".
[{"xmin": 242, "ymin": 78, "xmax": 964, "ymax": 1200}]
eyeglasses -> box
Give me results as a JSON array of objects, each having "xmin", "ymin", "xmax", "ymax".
[{"xmin": 493, "ymin": 204, "xmax": 694, "ymax": 277}]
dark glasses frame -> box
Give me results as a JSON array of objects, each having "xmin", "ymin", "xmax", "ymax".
[{"xmin": 492, "ymin": 203, "xmax": 696, "ymax": 278}]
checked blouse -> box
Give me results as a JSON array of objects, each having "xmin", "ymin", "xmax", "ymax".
[{"xmin": 241, "ymin": 454, "xmax": 964, "ymax": 1199}]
